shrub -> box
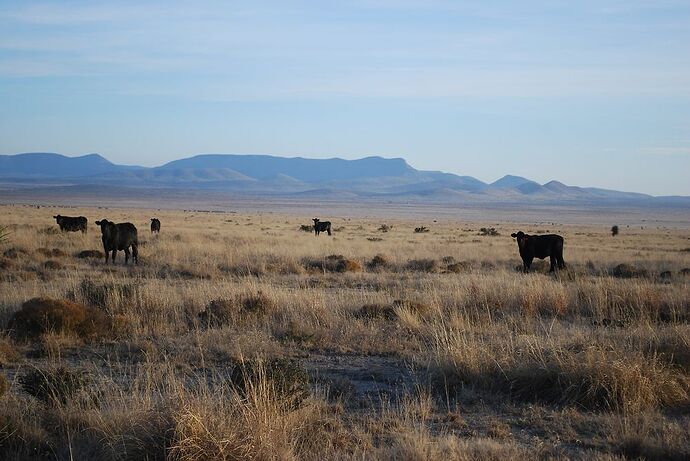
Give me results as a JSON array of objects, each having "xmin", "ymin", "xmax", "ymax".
[
  {"xmin": 367, "ymin": 237, "xmax": 383, "ymax": 242},
  {"xmin": 303, "ymin": 255, "xmax": 362, "ymax": 273},
  {"xmin": 8, "ymin": 297, "xmax": 112, "ymax": 341},
  {"xmin": 77, "ymin": 278, "xmax": 136, "ymax": 308},
  {"xmin": 611, "ymin": 225, "xmax": 619, "ymax": 236},
  {"xmin": 414, "ymin": 226, "xmax": 430, "ymax": 233},
  {"xmin": 36, "ymin": 248, "xmax": 66, "ymax": 258},
  {"xmin": 42, "ymin": 260, "xmax": 63, "ymax": 270},
  {"xmin": 3, "ymin": 247, "xmax": 28, "ymax": 259},
  {"xmin": 19, "ymin": 366, "xmax": 92, "ymax": 404},
  {"xmin": 479, "ymin": 227, "xmax": 500, "ymax": 236},
  {"xmin": 0, "ymin": 374, "xmax": 7, "ymax": 397},
  {"xmin": 406, "ymin": 258, "xmax": 439, "ymax": 272},
  {"xmin": 378, "ymin": 224, "xmax": 392, "ymax": 232},
  {"xmin": 200, "ymin": 292, "xmax": 275, "ymax": 327},
  {"xmin": 611, "ymin": 263, "xmax": 648, "ymax": 278},
  {"xmin": 446, "ymin": 261, "xmax": 471, "ymax": 273},
  {"xmin": 0, "ymin": 337, "xmax": 21, "ymax": 366},
  {"xmin": 299, "ymin": 224, "xmax": 314, "ymax": 232},
  {"xmin": 230, "ymin": 358, "xmax": 310, "ymax": 408},
  {"xmin": 0, "ymin": 258, "xmax": 14, "ymax": 270},
  {"xmin": 368, "ymin": 254, "xmax": 390, "ymax": 271},
  {"xmin": 356, "ymin": 303, "xmax": 397, "ymax": 321},
  {"xmin": 75, "ymin": 249, "xmax": 104, "ymax": 259}
]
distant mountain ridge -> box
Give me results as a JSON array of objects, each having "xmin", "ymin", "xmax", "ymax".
[{"xmin": 0, "ymin": 152, "xmax": 681, "ymax": 203}]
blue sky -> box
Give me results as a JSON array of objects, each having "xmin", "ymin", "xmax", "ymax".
[{"xmin": 1, "ymin": 1, "xmax": 689, "ymax": 195}]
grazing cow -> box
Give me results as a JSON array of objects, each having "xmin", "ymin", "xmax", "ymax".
[
  {"xmin": 510, "ymin": 231, "xmax": 565, "ymax": 273},
  {"xmin": 53, "ymin": 215, "xmax": 87, "ymax": 233},
  {"xmin": 313, "ymin": 218, "xmax": 332, "ymax": 236},
  {"xmin": 95, "ymin": 219, "xmax": 138, "ymax": 265},
  {"xmin": 150, "ymin": 218, "xmax": 161, "ymax": 233}
]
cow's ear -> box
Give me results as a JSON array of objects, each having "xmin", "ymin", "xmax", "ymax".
[
  {"xmin": 511, "ymin": 233, "xmax": 517, "ymax": 238},
  {"xmin": 95, "ymin": 220, "xmax": 101, "ymax": 225}
]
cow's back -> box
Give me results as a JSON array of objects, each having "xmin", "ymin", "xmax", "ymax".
[
  {"xmin": 533, "ymin": 234, "xmax": 563, "ymax": 257},
  {"xmin": 115, "ymin": 223, "xmax": 138, "ymax": 248}
]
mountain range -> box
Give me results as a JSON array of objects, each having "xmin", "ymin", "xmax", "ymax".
[{"xmin": 0, "ymin": 152, "xmax": 685, "ymax": 205}]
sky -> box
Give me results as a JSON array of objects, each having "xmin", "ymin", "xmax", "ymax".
[{"xmin": 1, "ymin": 1, "xmax": 689, "ymax": 195}]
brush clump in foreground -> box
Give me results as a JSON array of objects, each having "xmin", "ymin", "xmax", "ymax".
[{"xmin": 0, "ymin": 204, "xmax": 689, "ymax": 460}]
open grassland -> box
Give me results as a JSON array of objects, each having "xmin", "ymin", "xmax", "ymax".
[{"xmin": 0, "ymin": 203, "xmax": 689, "ymax": 460}]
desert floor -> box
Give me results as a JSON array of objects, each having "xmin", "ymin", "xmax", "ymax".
[{"xmin": 0, "ymin": 203, "xmax": 688, "ymax": 460}]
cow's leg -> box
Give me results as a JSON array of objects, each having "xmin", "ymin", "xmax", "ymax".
[
  {"xmin": 549, "ymin": 255, "xmax": 557, "ymax": 272},
  {"xmin": 558, "ymin": 255, "xmax": 566, "ymax": 270},
  {"xmin": 111, "ymin": 250, "xmax": 117, "ymax": 264},
  {"xmin": 327, "ymin": 227, "xmax": 331, "ymax": 236},
  {"xmin": 124, "ymin": 248, "xmax": 130, "ymax": 265},
  {"xmin": 132, "ymin": 244, "xmax": 138, "ymax": 264},
  {"xmin": 523, "ymin": 258, "xmax": 532, "ymax": 273},
  {"xmin": 104, "ymin": 247, "xmax": 109, "ymax": 264}
]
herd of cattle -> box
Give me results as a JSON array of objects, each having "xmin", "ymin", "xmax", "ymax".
[{"xmin": 52, "ymin": 214, "xmax": 565, "ymax": 272}]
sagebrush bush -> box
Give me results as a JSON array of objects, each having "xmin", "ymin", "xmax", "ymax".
[
  {"xmin": 8, "ymin": 298, "xmax": 112, "ymax": 341},
  {"xmin": 0, "ymin": 373, "xmax": 7, "ymax": 397},
  {"xmin": 19, "ymin": 366, "xmax": 93, "ymax": 404},
  {"xmin": 230, "ymin": 358, "xmax": 310, "ymax": 408},
  {"xmin": 0, "ymin": 337, "xmax": 21, "ymax": 366},
  {"xmin": 75, "ymin": 249, "xmax": 104, "ymax": 259},
  {"xmin": 200, "ymin": 291, "xmax": 276, "ymax": 327}
]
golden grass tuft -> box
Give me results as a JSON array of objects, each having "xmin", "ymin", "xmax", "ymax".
[{"xmin": 8, "ymin": 297, "xmax": 112, "ymax": 341}]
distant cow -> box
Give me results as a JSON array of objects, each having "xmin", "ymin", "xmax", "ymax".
[
  {"xmin": 313, "ymin": 218, "xmax": 332, "ymax": 236},
  {"xmin": 510, "ymin": 231, "xmax": 565, "ymax": 273},
  {"xmin": 95, "ymin": 219, "xmax": 138, "ymax": 264},
  {"xmin": 150, "ymin": 218, "xmax": 161, "ymax": 233},
  {"xmin": 53, "ymin": 215, "xmax": 87, "ymax": 233}
]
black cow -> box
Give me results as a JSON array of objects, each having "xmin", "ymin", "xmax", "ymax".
[
  {"xmin": 313, "ymin": 218, "xmax": 332, "ymax": 236},
  {"xmin": 150, "ymin": 218, "xmax": 161, "ymax": 233},
  {"xmin": 53, "ymin": 215, "xmax": 87, "ymax": 233},
  {"xmin": 95, "ymin": 219, "xmax": 138, "ymax": 264},
  {"xmin": 510, "ymin": 231, "xmax": 565, "ymax": 273}
]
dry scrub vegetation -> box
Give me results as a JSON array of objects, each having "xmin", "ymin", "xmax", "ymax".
[{"xmin": 0, "ymin": 204, "xmax": 689, "ymax": 460}]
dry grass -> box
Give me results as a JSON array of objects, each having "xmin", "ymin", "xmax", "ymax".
[{"xmin": 0, "ymin": 203, "xmax": 689, "ymax": 459}]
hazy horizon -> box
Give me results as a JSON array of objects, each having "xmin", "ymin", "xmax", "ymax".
[{"xmin": 1, "ymin": 1, "xmax": 689, "ymax": 195}]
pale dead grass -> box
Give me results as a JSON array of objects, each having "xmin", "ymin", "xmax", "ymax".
[{"xmin": 0, "ymin": 204, "xmax": 689, "ymax": 459}]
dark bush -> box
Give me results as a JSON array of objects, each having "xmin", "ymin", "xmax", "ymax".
[
  {"xmin": 406, "ymin": 258, "xmax": 439, "ymax": 272},
  {"xmin": 75, "ymin": 249, "xmax": 104, "ymax": 259},
  {"xmin": 42, "ymin": 260, "xmax": 63, "ymax": 270},
  {"xmin": 378, "ymin": 224, "xmax": 392, "ymax": 232},
  {"xmin": 19, "ymin": 366, "xmax": 92, "ymax": 404},
  {"xmin": 0, "ymin": 258, "xmax": 14, "ymax": 270},
  {"xmin": 414, "ymin": 226, "xmax": 429, "ymax": 233},
  {"xmin": 230, "ymin": 358, "xmax": 310, "ymax": 408},
  {"xmin": 479, "ymin": 227, "xmax": 500, "ymax": 236},
  {"xmin": 355, "ymin": 303, "xmax": 397, "ymax": 321},
  {"xmin": 199, "ymin": 292, "xmax": 275, "ymax": 327},
  {"xmin": 299, "ymin": 224, "xmax": 314, "ymax": 232},
  {"xmin": 611, "ymin": 264, "xmax": 648, "ymax": 278},
  {"xmin": 78, "ymin": 279, "xmax": 136, "ymax": 308},
  {"xmin": 36, "ymin": 248, "xmax": 66, "ymax": 258},
  {"xmin": 611, "ymin": 225, "xmax": 619, "ymax": 236},
  {"xmin": 304, "ymin": 255, "xmax": 362, "ymax": 273},
  {"xmin": 0, "ymin": 374, "xmax": 7, "ymax": 397},
  {"xmin": 8, "ymin": 298, "xmax": 112, "ymax": 341},
  {"xmin": 367, "ymin": 254, "xmax": 390, "ymax": 271}
]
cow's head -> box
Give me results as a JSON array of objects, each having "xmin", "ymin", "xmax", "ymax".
[
  {"xmin": 151, "ymin": 218, "xmax": 157, "ymax": 222},
  {"xmin": 53, "ymin": 215, "xmax": 61, "ymax": 222},
  {"xmin": 313, "ymin": 218, "xmax": 320, "ymax": 225},
  {"xmin": 511, "ymin": 231, "xmax": 528, "ymax": 249},
  {"xmin": 95, "ymin": 219, "xmax": 114, "ymax": 234}
]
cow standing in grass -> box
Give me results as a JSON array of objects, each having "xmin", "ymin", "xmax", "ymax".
[
  {"xmin": 95, "ymin": 219, "xmax": 138, "ymax": 265},
  {"xmin": 313, "ymin": 218, "xmax": 332, "ymax": 236},
  {"xmin": 510, "ymin": 231, "xmax": 565, "ymax": 273},
  {"xmin": 150, "ymin": 218, "xmax": 161, "ymax": 234},
  {"xmin": 53, "ymin": 215, "xmax": 87, "ymax": 233}
]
